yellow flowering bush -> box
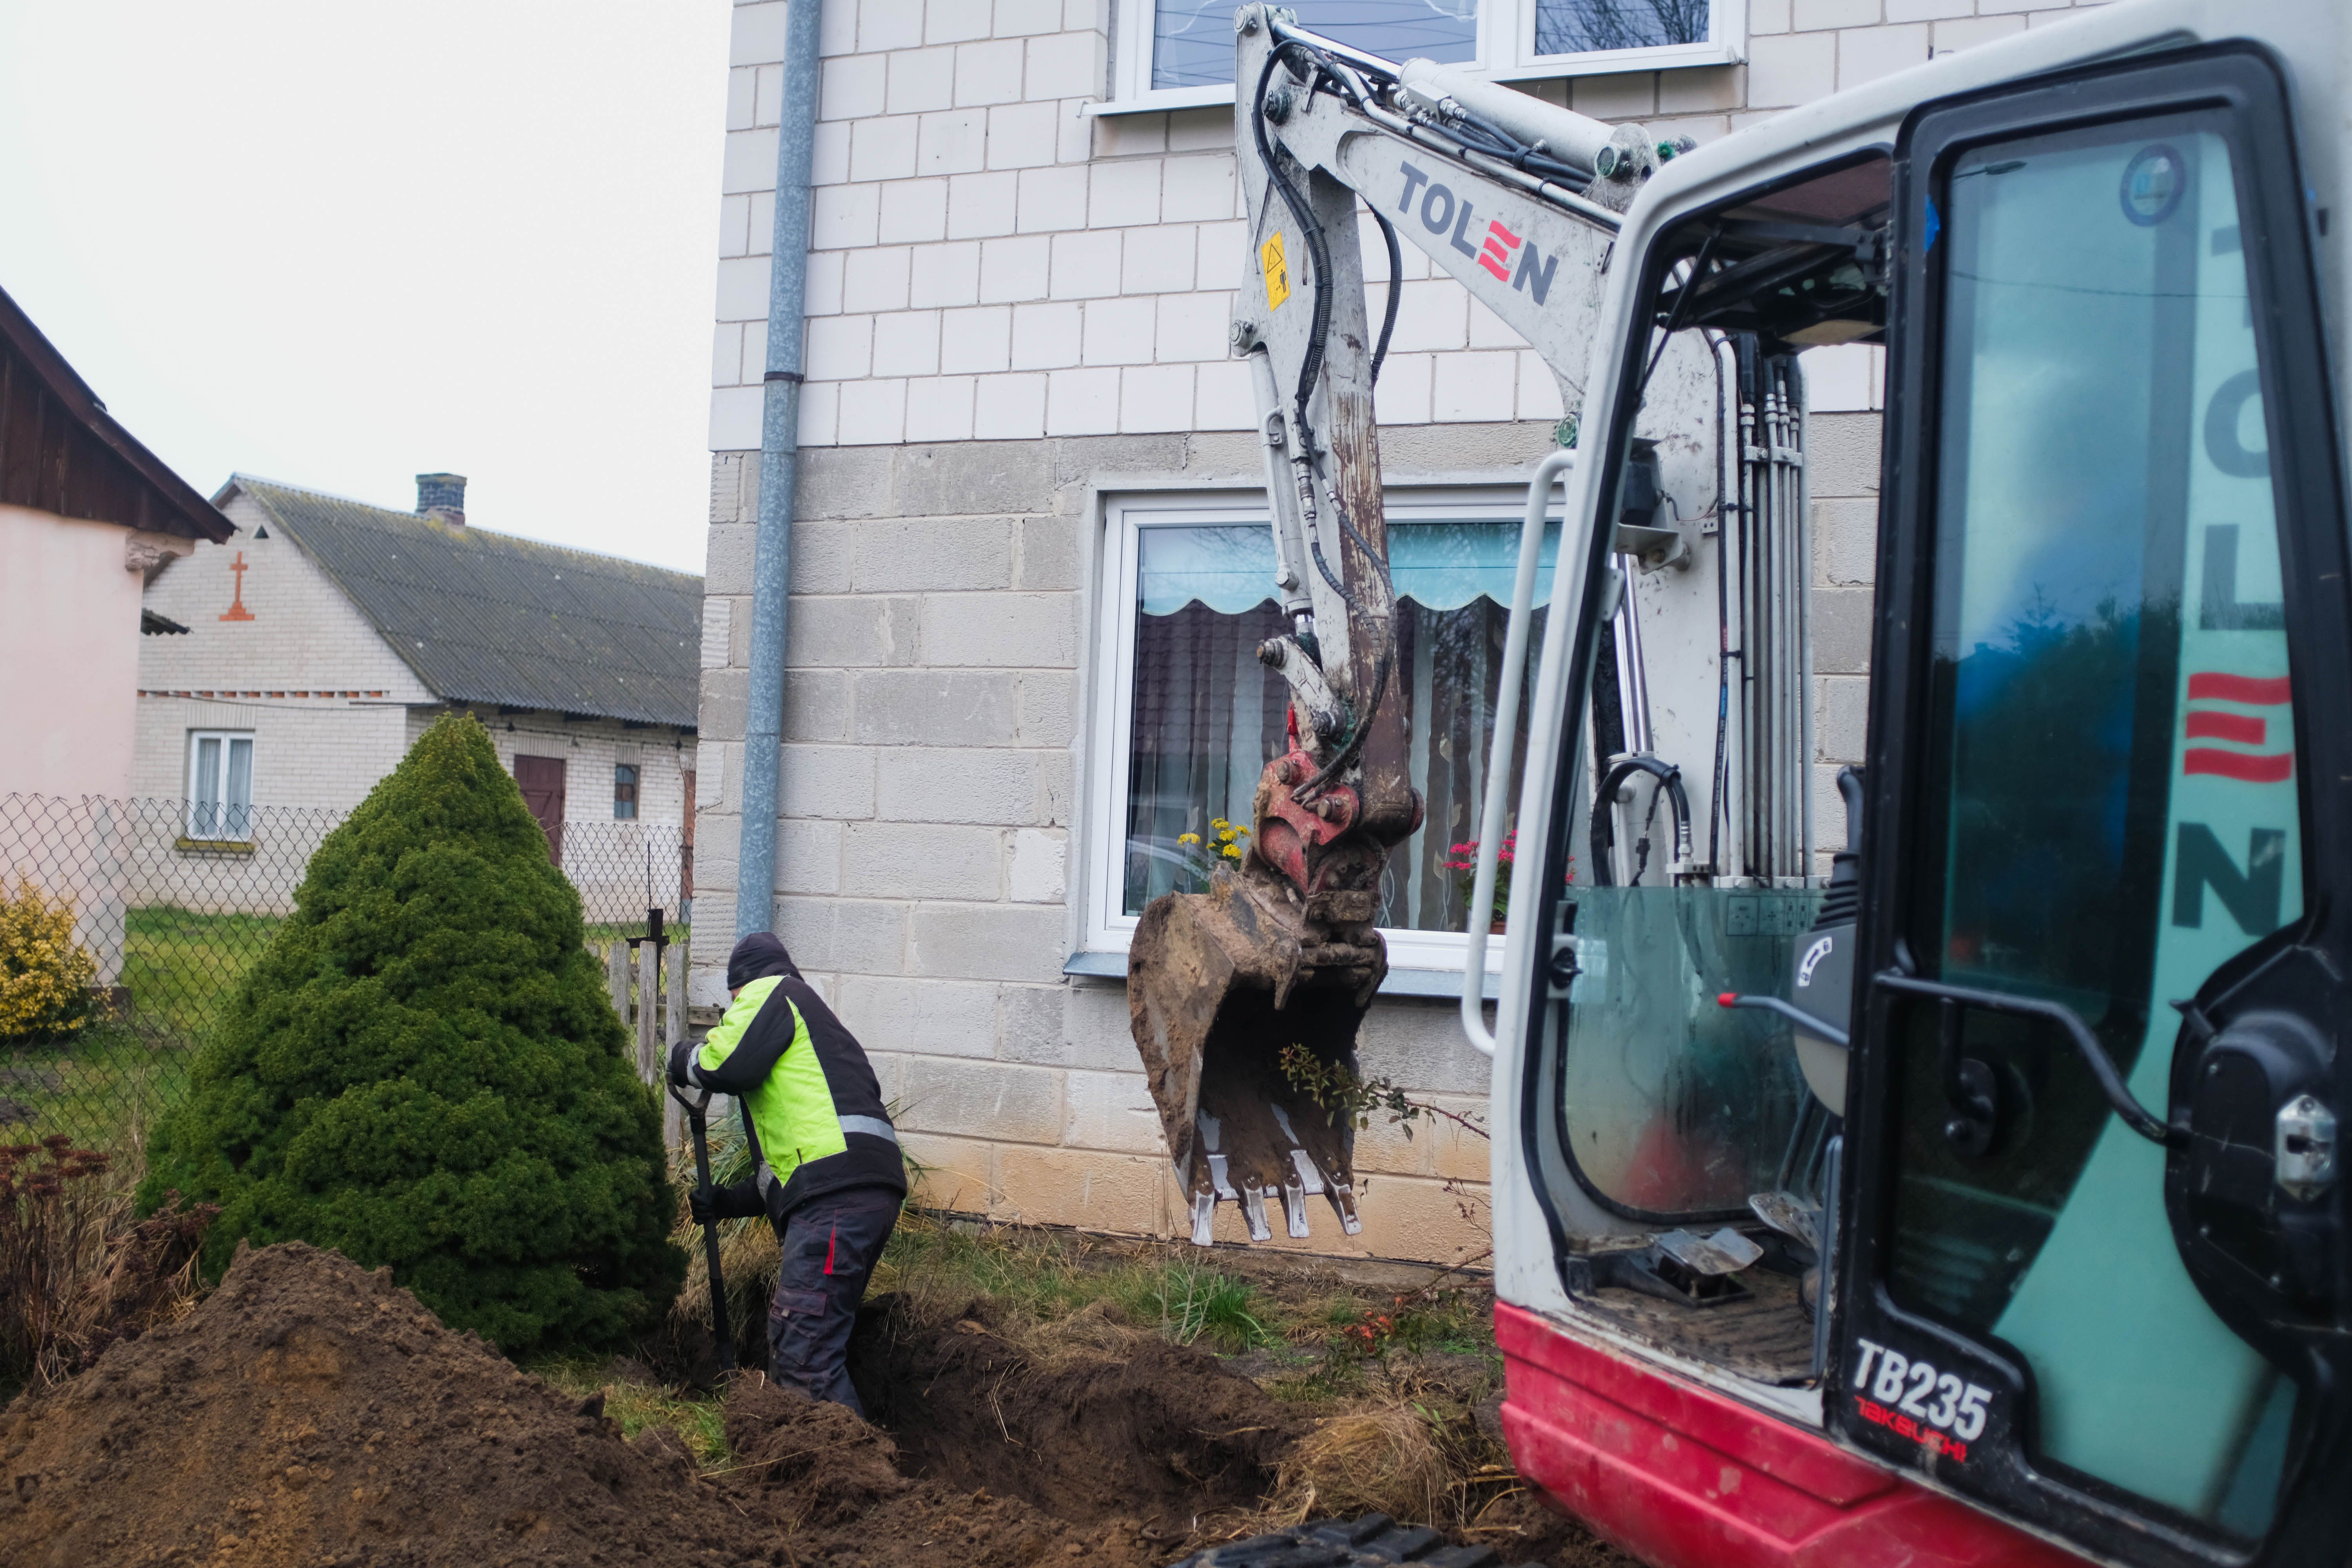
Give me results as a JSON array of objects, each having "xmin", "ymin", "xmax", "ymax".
[{"xmin": 0, "ymin": 874, "xmax": 98, "ymax": 1040}]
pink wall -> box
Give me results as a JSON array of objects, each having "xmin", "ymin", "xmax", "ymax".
[{"xmin": 0, "ymin": 503, "xmax": 190, "ymax": 799}]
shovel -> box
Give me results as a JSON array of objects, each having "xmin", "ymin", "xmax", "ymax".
[{"xmin": 668, "ymin": 1082, "xmax": 735, "ymax": 1376}]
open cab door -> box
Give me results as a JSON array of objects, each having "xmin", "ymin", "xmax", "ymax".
[
  {"xmin": 1488, "ymin": 8, "xmax": 2350, "ymax": 1568},
  {"xmin": 1842, "ymin": 41, "xmax": 2351, "ymax": 1567}
]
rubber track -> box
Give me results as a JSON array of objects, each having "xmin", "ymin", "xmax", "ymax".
[{"xmin": 1164, "ymin": 1513, "xmax": 1531, "ymax": 1568}]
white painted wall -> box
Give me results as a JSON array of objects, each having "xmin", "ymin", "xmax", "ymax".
[{"xmin": 2, "ymin": 503, "xmax": 194, "ymax": 800}]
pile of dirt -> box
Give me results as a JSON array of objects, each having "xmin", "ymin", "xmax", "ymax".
[
  {"xmin": 0, "ymin": 1241, "xmax": 1597, "ymax": 1568},
  {"xmin": 850, "ymin": 1296, "xmax": 1306, "ymax": 1534},
  {"xmin": 0, "ymin": 1243, "xmax": 1287, "ymax": 1568},
  {"xmin": 0, "ymin": 1241, "xmax": 768, "ymax": 1567}
]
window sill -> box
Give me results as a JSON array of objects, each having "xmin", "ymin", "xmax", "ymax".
[
  {"xmin": 1063, "ymin": 948, "xmax": 1499, "ymax": 1000},
  {"xmin": 175, "ymin": 837, "xmax": 255, "ymax": 856}
]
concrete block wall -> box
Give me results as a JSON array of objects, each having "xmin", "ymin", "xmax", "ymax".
[
  {"xmin": 700, "ymin": 0, "xmax": 2074, "ymax": 1261},
  {"xmin": 694, "ymin": 422, "xmax": 1564, "ymax": 1263}
]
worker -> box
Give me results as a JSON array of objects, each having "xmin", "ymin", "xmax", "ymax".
[{"xmin": 668, "ymin": 931, "xmax": 904, "ymax": 1415}]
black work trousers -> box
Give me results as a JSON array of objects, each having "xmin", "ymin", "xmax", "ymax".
[{"xmin": 767, "ymin": 1184, "xmax": 900, "ymax": 1417}]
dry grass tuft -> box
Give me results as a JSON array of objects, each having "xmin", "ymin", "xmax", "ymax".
[
  {"xmin": 1272, "ymin": 1401, "xmax": 1455, "ymax": 1527},
  {"xmin": 1, "ymin": 1135, "xmax": 215, "ymax": 1390}
]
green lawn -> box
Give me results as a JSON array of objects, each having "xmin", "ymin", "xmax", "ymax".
[
  {"xmin": 1, "ymin": 1024, "xmax": 194, "ymax": 1153},
  {"xmin": 1, "ymin": 905, "xmax": 280, "ymax": 1152},
  {"xmin": 119, "ymin": 905, "xmax": 285, "ymax": 1048}
]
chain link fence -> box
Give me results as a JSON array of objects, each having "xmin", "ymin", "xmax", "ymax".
[{"xmin": 0, "ymin": 793, "xmax": 687, "ymax": 1155}]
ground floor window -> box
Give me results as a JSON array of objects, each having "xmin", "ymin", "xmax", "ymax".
[
  {"xmin": 613, "ymin": 763, "xmax": 639, "ymax": 819},
  {"xmin": 185, "ymin": 731, "xmax": 254, "ymax": 841},
  {"xmin": 1090, "ymin": 494, "xmax": 1556, "ymax": 973}
]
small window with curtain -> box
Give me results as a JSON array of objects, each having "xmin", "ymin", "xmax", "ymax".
[
  {"xmin": 185, "ymin": 730, "xmax": 254, "ymax": 842},
  {"xmin": 613, "ymin": 764, "xmax": 639, "ymax": 820},
  {"xmin": 1091, "ymin": 495, "xmax": 1557, "ymax": 971}
]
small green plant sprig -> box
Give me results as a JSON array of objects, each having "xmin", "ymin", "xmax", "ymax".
[{"xmin": 1277, "ymin": 1046, "xmax": 1489, "ymax": 1145}]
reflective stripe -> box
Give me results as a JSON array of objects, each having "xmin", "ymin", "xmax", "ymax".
[
  {"xmin": 839, "ymin": 1115, "xmax": 898, "ymax": 1145},
  {"xmin": 755, "ymin": 1162, "xmax": 780, "ymax": 1197}
]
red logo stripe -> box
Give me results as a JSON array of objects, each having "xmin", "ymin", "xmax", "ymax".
[
  {"xmin": 2185, "ymin": 711, "xmax": 2267, "ymax": 745},
  {"xmin": 2184, "ymin": 749, "xmax": 2293, "ymax": 782},
  {"xmin": 1486, "ymin": 219, "xmax": 1521, "ymax": 248},
  {"xmin": 2187, "ymin": 673, "xmax": 2290, "ymax": 704},
  {"xmin": 1477, "ymin": 253, "xmax": 1512, "ymax": 282}
]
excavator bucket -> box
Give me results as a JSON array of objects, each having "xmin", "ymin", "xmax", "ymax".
[{"xmin": 1127, "ymin": 862, "xmax": 1384, "ymax": 1244}]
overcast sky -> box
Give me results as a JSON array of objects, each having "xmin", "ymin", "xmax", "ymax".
[{"xmin": 0, "ymin": 1, "xmax": 730, "ymax": 574}]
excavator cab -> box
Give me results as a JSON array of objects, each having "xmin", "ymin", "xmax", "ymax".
[{"xmin": 1492, "ymin": 10, "xmax": 2352, "ymax": 1568}]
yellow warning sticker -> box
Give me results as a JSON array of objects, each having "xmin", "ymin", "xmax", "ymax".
[{"xmin": 1261, "ymin": 231, "xmax": 1290, "ymax": 310}]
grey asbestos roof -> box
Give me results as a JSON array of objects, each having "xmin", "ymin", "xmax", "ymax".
[{"xmin": 229, "ymin": 476, "xmax": 701, "ymax": 729}]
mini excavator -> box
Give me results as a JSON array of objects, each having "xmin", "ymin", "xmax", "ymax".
[{"xmin": 1131, "ymin": 5, "xmax": 2352, "ymax": 1565}]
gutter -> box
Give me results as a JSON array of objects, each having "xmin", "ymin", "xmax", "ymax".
[{"xmin": 736, "ymin": 0, "xmax": 823, "ymax": 941}]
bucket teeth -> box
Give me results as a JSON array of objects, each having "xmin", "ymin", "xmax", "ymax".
[
  {"xmin": 1240, "ymin": 1185, "xmax": 1273, "ymax": 1242},
  {"xmin": 1281, "ymin": 1176, "xmax": 1311, "ymax": 1238},
  {"xmin": 1327, "ymin": 1181, "xmax": 1362, "ymax": 1236},
  {"xmin": 1190, "ymin": 1189, "xmax": 1217, "ymax": 1247}
]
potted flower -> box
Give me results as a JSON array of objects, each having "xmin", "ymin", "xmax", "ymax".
[
  {"xmin": 1176, "ymin": 817, "xmax": 1251, "ymax": 890},
  {"xmin": 1442, "ymin": 829, "xmax": 1515, "ymax": 933}
]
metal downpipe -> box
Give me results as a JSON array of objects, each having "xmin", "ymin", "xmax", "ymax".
[{"xmin": 736, "ymin": 0, "xmax": 822, "ymax": 942}]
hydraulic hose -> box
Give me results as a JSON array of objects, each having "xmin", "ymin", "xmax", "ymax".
[
  {"xmin": 1250, "ymin": 35, "xmax": 1399, "ymax": 804},
  {"xmin": 1589, "ymin": 755, "xmax": 1693, "ymax": 888}
]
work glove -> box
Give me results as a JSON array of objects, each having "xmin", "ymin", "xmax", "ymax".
[
  {"xmin": 666, "ymin": 1039, "xmax": 699, "ymax": 1089},
  {"xmin": 689, "ymin": 1179, "xmax": 764, "ymax": 1226}
]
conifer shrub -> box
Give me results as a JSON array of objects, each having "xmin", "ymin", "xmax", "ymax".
[{"xmin": 140, "ymin": 714, "xmax": 682, "ymax": 1354}]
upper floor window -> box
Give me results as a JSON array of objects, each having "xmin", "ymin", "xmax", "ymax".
[
  {"xmin": 186, "ymin": 731, "xmax": 254, "ymax": 842},
  {"xmin": 613, "ymin": 764, "xmax": 639, "ymax": 820},
  {"xmin": 1112, "ymin": 0, "xmax": 1741, "ymax": 112}
]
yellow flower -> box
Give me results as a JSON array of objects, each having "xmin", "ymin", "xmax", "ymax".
[
  {"xmin": 1217, "ymin": 828, "xmax": 1236, "ymax": 844},
  {"xmin": 1177, "ymin": 832, "xmax": 1201, "ymax": 846},
  {"xmin": 1221, "ymin": 844, "xmax": 1243, "ymax": 860},
  {"xmin": 1210, "ymin": 817, "xmax": 1228, "ymax": 831}
]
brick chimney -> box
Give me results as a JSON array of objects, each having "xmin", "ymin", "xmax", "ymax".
[{"xmin": 416, "ymin": 472, "xmax": 467, "ymax": 527}]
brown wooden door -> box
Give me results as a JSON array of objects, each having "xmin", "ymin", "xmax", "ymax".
[{"xmin": 513, "ymin": 754, "xmax": 566, "ymax": 863}]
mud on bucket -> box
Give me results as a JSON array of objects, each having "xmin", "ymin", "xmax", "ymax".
[{"xmin": 1126, "ymin": 870, "xmax": 1383, "ymax": 1245}]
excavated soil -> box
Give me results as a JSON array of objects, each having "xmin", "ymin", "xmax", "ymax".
[
  {"xmin": 0, "ymin": 1243, "xmax": 1297, "ymax": 1568},
  {"xmin": 849, "ymin": 1297, "xmax": 1307, "ymax": 1534}
]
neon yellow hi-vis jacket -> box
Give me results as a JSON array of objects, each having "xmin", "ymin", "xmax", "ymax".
[{"xmin": 675, "ymin": 973, "xmax": 902, "ymax": 1216}]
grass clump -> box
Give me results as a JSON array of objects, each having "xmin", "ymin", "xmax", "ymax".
[
  {"xmin": 532, "ymin": 1357, "xmax": 732, "ymax": 1469},
  {"xmin": 1158, "ymin": 1263, "xmax": 1272, "ymax": 1352},
  {"xmin": 140, "ymin": 713, "xmax": 684, "ymax": 1357}
]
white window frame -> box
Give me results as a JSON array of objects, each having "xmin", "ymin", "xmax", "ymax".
[
  {"xmin": 1100, "ymin": 0, "xmax": 1746, "ymax": 116},
  {"xmin": 1083, "ymin": 486, "xmax": 1555, "ymax": 979},
  {"xmin": 184, "ymin": 730, "xmax": 256, "ymax": 842}
]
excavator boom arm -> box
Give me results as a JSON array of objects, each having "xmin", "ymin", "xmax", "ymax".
[{"xmin": 1125, "ymin": 8, "xmax": 1690, "ymax": 1247}]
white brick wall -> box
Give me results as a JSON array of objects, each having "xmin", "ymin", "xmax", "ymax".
[
  {"xmin": 711, "ymin": 0, "xmax": 2096, "ymax": 452},
  {"xmin": 696, "ymin": 0, "xmax": 2090, "ymax": 1260}
]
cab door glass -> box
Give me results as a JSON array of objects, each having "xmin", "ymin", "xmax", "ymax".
[{"xmin": 1899, "ymin": 117, "xmax": 2299, "ymax": 1531}]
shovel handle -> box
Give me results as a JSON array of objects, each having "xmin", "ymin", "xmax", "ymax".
[{"xmin": 671, "ymin": 1084, "xmax": 735, "ymax": 1375}]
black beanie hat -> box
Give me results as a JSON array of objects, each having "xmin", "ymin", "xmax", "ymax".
[{"xmin": 726, "ymin": 932, "xmax": 799, "ymax": 990}]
